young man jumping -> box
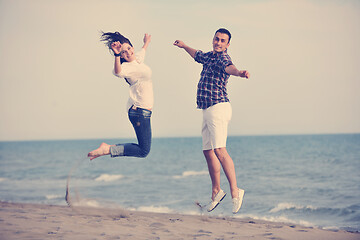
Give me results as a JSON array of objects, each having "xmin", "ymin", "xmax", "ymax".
[{"xmin": 173, "ymin": 28, "xmax": 250, "ymax": 213}]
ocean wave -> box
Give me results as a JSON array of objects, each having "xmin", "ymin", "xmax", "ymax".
[
  {"xmin": 269, "ymin": 202, "xmax": 360, "ymax": 219},
  {"xmin": 240, "ymin": 213, "xmax": 316, "ymax": 228},
  {"xmin": 46, "ymin": 194, "xmax": 62, "ymax": 200},
  {"xmin": 71, "ymin": 199, "xmax": 101, "ymax": 208},
  {"xmin": 173, "ymin": 170, "xmax": 208, "ymax": 179},
  {"xmin": 94, "ymin": 174, "xmax": 123, "ymax": 182},
  {"xmin": 268, "ymin": 202, "xmax": 360, "ymax": 230},
  {"xmin": 270, "ymin": 202, "xmax": 317, "ymax": 213},
  {"xmin": 136, "ymin": 205, "xmax": 174, "ymax": 213},
  {"xmin": 183, "ymin": 209, "xmax": 203, "ymax": 216}
]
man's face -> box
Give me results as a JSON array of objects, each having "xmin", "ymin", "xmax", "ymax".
[{"xmin": 212, "ymin": 32, "xmax": 230, "ymax": 53}]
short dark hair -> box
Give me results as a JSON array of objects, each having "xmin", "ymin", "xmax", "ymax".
[{"xmin": 215, "ymin": 28, "xmax": 231, "ymax": 43}]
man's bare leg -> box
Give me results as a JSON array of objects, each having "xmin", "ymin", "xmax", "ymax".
[
  {"xmin": 87, "ymin": 142, "xmax": 113, "ymax": 160},
  {"xmin": 203, "ymin": 149, "xmax": 222, "ymax": 200},
  {"xmin": 214, "ymin": 147, "xmax": 239, "ymax": 198}
]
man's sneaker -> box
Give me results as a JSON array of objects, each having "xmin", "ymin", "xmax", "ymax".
[
  {"xmin": 207, "ymin": 189, "xmax": 226, "ymax": 212},
  {"xmin": 232, "ymin": 188, "xmax": 245, "ymax": 214}
]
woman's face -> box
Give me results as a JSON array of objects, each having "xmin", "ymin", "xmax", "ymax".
[{"xmin": 120, "ymin": 43, "xmax": 135, "ymax": 62}]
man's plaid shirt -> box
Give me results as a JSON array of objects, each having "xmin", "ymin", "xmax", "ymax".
[{"xmin": 194, "ymin": 50, "xmax": 233, "ymax": 109}]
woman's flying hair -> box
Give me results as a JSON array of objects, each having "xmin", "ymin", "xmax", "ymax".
[{"xmin": 100, "ymin": 31, "xmax": 133, "ymax": 63}]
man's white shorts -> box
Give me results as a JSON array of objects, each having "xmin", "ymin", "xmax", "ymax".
[{"xmin": 202, "ymin": 102, "xmax": 232, "ymax": 150}]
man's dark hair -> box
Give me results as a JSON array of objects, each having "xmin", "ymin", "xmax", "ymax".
[{"xmin": 215, "ymin": 28, "xmax": 231, "ymax": 43}]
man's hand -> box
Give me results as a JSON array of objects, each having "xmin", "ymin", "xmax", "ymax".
[
  {"xmin": 174, "ymin": 40, "xmax": 197, "ymax": 59},
  {"xmin": 173, "ymin": 40, "xmax": 185, "ymax": 48},
  {"xmin": 239, "ymin": 70, "xmax": 250, "ymax": 79}
]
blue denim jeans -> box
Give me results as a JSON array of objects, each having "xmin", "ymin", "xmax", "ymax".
[{"xmin": 110, "ymin": 107, "xmax": 152, "ymax": 158}]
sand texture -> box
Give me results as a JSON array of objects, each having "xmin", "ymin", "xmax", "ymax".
[{"xmin": 0, "ymin": 201, "xmax": 359, "ymax": 240}]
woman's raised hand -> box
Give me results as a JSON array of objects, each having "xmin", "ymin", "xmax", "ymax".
[
  {"xmin": 111, "ymin": 41, "xmax": 122, "ymax": 55},
  {"xmin": 142, "ymin": 33, "xmax": 151, "ymax": 50},
  {"xmin": 144, "ymin": 33, "xmax": 151, "ymax": 44}
]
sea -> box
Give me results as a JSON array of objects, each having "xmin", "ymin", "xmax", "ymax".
[{"xmin": 0, "ymin": 134, "xmax": 359, "ymax": 232}]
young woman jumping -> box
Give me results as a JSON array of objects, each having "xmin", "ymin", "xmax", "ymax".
[{"xmin": 88, "ymin": 32, "xmax": 153, "ymax": 160}]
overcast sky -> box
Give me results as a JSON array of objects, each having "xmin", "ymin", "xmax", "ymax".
[{"xmin": 0, "ymin": 0, "xmax": 359, "ymax": 141}]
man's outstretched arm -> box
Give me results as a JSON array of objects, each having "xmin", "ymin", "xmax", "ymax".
[
  {"xmin": 225, "ymin": 65, "xmax": 250, "ymax": 79},
  {"xmin": 173, "ymin": 40, "xmax": 197, "ymax": 59}
]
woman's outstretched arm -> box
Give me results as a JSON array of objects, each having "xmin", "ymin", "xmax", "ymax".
[{"xmin": 142, "ymin": 33, "xmax": 151, "ymax": 50}]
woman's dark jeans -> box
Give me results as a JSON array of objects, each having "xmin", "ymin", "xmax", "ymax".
[{"xmin": 110, "ymin": 107, "xmax": 152, "ymax": 158}]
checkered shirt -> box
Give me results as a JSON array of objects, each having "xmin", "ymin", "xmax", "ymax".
[{"xmin": 194, "ymin": 50, "xmax": 233, "ymax": 109}]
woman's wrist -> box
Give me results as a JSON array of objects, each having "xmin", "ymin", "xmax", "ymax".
[{"xmin": 114, "ymin": 52, "xmax": 121, "ymax": 57}]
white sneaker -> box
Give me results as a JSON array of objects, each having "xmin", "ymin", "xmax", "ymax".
[
  {"xmin": 207, "ymin": 189, "xmax": 226, "ymax": 212},
  {"xmin": 232, "ymin": 188, "xmax": 245, "ymax": 214}
]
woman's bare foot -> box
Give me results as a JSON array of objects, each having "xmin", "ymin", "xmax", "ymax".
[{"xmin": 88, "ymin": 142, "xmax": 112, "ymax": 160}]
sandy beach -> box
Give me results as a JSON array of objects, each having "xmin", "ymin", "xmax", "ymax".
[{"xmin": 0, "ymin": 201, "xmax": 358, "ymax": 240}]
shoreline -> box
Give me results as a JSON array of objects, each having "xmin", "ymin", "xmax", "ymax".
[{"xmin": 0, "ymin": 201, "xmax": 359, "ymax": 240}]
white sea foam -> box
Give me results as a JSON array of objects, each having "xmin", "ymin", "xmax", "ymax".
[
  {"xmin": 137, "ymin": 205, "xmax": 174, "ymax": 213},
  {"xmin": 269, "ymin": 202, "xmax": 317, "ymax": 213},
  {"xmin": 173, "ymin": 170, "xmax": 208, "ymax": 179},
  {"xmin": 46, "ymin": 194, "xmax": 62, "ymax": 200},
  {"xmin": 95, "ymin": 174, "xmax": 123, "ymax": 182},
  {"xmin": 183, "ymin": 210, "xmax": 202, "ymax": 216},
  {"xmin": 72, "ymin": 199, "xmax": 101, "ymax": 208},
  {"xmin": 322, "ymin": 226, "xmax": 341, "ymax": 231},
  {"xmin": 240, "ymin": 213, "xmax": 315, "ymax": 228}
]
